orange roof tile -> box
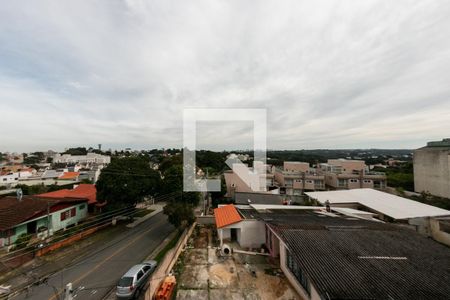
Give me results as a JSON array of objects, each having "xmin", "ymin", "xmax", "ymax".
[
  {"xmin": 37, "ymin": 184, "xmax": 97, "ymax": 205},
  {"xmin": 59, "ymin": 172, "xmax": 80, "ymax": 179},
  {"xmin": 214, "ymin": 204, "xmax": 242, "ymax": 228}
]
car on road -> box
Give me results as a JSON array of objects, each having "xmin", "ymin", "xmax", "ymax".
[{"xmin": 116, "ymin": 260, "xmax": 157, "ymax": 299}]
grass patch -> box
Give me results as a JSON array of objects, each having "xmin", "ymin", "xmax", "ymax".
[
  {"xmin": 154, "ymin": 230, "xmax": 183, "ymax": 263},
  {"xmin": 133, "ymin": 208, "xmax": 155, "ymax": 218}
]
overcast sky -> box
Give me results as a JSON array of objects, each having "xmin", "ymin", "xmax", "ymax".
[{"xmin": 1, "ymin": 0, "xmax": 450, "ymax": 152}]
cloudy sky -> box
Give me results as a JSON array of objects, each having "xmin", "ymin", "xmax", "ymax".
[{"xmin": 1, "ymin": 0, "xmax": 450, "ymax": 152}]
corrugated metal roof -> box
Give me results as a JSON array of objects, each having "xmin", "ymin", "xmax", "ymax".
[
  {"xmin": 306, "ymin": 188, "xmax": 450, "ymax": 219},
  {"xmin": 263, "ymin": 210, "xmax": 450, "ymax": 299},
  {"xmin": 214, "ymin": 204, "xmax": 242, "ymax": 228}
]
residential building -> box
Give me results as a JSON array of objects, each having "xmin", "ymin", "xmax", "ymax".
[
  {"xmin": 53, "ymin": 153, "xmax": 111, "ymax": 165},
  {"xmin": 0, "ymin": 196, "xmax": 88, "ymax": 247},
  {"xmin": 0, "ymin": 169, "xmax": 35, "ymax": 186},
  {"xmin": 37, "ymin": 184, "xmax": 105, "ymax": 213},
  {"xmin": 214, "ymin": 204, "xmax": 265, "ymax": 248},
  {"xmin": 414, "ymin": 138, "xmax": 450, "ymax": 199},
  {"xmin": 273, "ymin": 162, "xmax": 325, "ymax": 195},
  {"xmin": 214, "ymin": 204, "xmax": 450, "ymax": 300},
  {"xmin": 224, "ymin": 163, "xmax": 276, "ymax": 197},
  {"xmin": 319, "ymin": 159, "xmax": 387, "ymax": 190}
]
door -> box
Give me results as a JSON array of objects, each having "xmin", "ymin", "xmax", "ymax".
[
  {"xmin": 230, "ymin": 228, "xmax": 237, "ymax": 241},
  {"xmin": 27, "ymin": 221, "xmax": 37, "ymax": 234}
]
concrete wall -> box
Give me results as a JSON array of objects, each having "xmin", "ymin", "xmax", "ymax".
[
  {"xmin": 284, "ymin": 162, "xmax": 309, "ymax": 173},
  {"xmin": 327, "ymin": 159, "xmax": 366, "ymax": 174},
  {"xmin": 414, "ymin": 148, "xmax": 450, "ymax": 199},
  {"xmin": 220, "ymin": 220, "xmax": 266, "ymax": 249},
  {"xmin": 279, "ymin": 242, "xmax": 321, "ymax": 300}
]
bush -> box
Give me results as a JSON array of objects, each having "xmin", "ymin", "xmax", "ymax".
[
  {"xmin": 15, "ymin": 233, "xmax": 32, "ymax": 249},
  {"xmin": 163, "ymin": 202, "xmax": 195, "ymax": 228}
]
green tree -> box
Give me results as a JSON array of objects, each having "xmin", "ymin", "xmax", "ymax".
[
  {"xmin": 163, "ymin": 202, "xmax": 195, "ymax": 228},
  {"xmin": 96, "ymin": 156, "xmax": 162, "ymax": 208},
  {"xmin": 63, "ymin": 147, "xmax": 88, "ymax": 155}
]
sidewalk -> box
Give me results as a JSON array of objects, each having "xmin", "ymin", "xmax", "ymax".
[{"xmin": 127, "ymin": 203, "xmax": 165, "ymax": 228}]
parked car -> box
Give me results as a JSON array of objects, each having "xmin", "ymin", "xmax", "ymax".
[{"xmin": 116, "ymin": 260, "xmax": 157, "ymax": 299}]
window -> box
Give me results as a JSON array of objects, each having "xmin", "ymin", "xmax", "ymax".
[
  {"xmin": 349, "ymin": 179, "xmax": 358, "ymax": 183},
  {"xmin": 338, "ymin": 179, "xmax": 347, "ymax": 187},
  {"xmin": 143, "ymin": 265, "xmax": 151, "ymax": 273},
  {"xmin": 286, "ymin": 249, "xmax": 310, "ymax": 294},
  {"xmin": 60, "ymin": 207, "xmax": 76, "ymax": 221},
  {"xmin": 136, "ymin": 270, "xmax": 144, "ymax": 281},
  {"xmin": 118, "ymin": 277, "xmax": 133, "ymax": 287},
  {"xmin": 440, "ymin": 221, "xmax": 450, "ymax": 234},
  {"xmin": 79, "ymin": 204, "xmax": 86, "ymax": 210}
]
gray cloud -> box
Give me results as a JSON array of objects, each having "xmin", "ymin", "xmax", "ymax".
[{"xmin": 0, "ymin": 0, "xmax": 450, "ymax": 151}]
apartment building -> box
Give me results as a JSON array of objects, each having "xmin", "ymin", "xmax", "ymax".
[
  {"xmin": 53, "ymin": 153, "xmax": 111, "ymax": 165},
  {"xmin": 273, "ymin": 162, "xmax": 325, "ymax": 195},
  {"xmin": 224, "ymin": 162, "xmax": 275, "ymax": 197},
  {"xmin": 319, "ymin": 159, "xmax": 386, "ymax": 190},
  {"xmin": 414, "ymin": 138, "xmax": 450, "ymax": 199}
]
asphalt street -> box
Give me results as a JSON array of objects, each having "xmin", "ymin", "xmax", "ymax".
[{"xmin": 12, "ymin": 212, "xmax": 174, "ymax": 300}]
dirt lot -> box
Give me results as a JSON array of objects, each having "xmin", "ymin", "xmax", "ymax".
[{"xmin": 175, "ymin": 225, "xmax": 299, "ymax": 300}]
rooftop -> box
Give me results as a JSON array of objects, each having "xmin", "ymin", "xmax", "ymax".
[
  {"xmin": 305, "ymin": 188, "xmax": 450, "ymax": 220},
  {"xmin": 214, "ymin": 204, "xmax": 242, "ymax": 228},
  {"xmin": 261, "ymin": 209, "xmax": 450, "ymax": 299},
  {"xmin": 59, "ymin": 172, "xmax": 80, "ymax": 180},
  {"xmin": 37, "ymin": 184, "xmax": 97, "ymax": 205}
]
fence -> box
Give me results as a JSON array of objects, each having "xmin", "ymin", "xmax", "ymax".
[
  {"xmin": 35, "ymin": 222, "xmax": 110, "ymax": 256},
  {"xmin": 145, "ymin": 223, "xmax": 196, "ymax": 300},
  {"xmin": 196, "ymin": 215, "xmax": 215, "ymax": 225}
]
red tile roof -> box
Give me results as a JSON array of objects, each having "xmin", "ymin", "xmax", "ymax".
[
  {"xmin": 214, "ymin": 204, "xmax": 242, "ymax": 228},
  {"xmin": 59, "ymin": 172, "xmax": 80, "ymax": 180},
  {"xmin": 37, "ymin": 184, "xmax": 97, "ymax": 205}
]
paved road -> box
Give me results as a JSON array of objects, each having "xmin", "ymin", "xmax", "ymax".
[{"xmin": 12, "ymin": 212, "xmax": 174, "ymax": 300}]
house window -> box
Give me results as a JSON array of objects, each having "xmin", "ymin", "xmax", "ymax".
[
  {"xmin": 286, "ymin": 248, "xmax": 310, "ymax": 294},
  {"xmin": 439, "ymin": 221, "xmax": 450, "ymax": 234},
  {"xmin": 60, "ymin": 207, "xmax": 77, "ymax": 221},
  {"xmin": 79, "ymin": 204, "xmax": 86, "ymax": 210},
  {"xmin": 349, "ymin": 179, "xmax": 358, "ymax": 183},
  {"xmin": 338, "ymin": 179, "xmax": 347, "ymax": 187}
]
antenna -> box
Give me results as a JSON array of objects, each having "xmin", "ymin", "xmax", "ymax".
[{"xmin": 16, "ymin": 188, "xmax": 23, "ymax": 202}]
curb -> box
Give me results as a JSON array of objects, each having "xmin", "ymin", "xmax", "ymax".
[{"xmin": 126, "ymin": 208, "xmax": 163, "ymax": 228}]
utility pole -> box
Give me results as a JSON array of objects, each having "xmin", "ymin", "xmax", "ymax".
[{"xmin": 47, "ymin": 201, "xmax": 50, "ymax": 238}]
